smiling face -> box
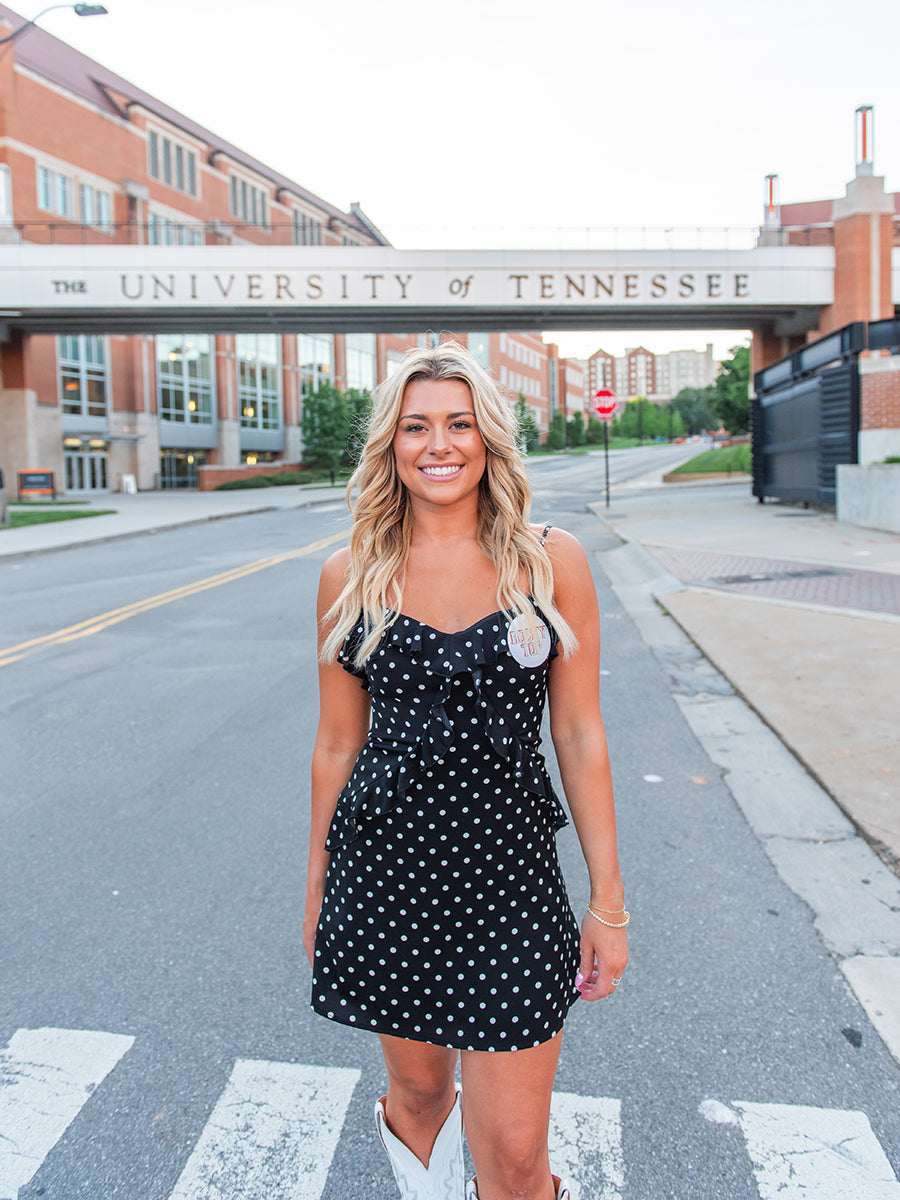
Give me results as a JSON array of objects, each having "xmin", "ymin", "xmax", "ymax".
[{"xmin": 392, "ymin": 377, "xmax": 487, "ymax": 509}]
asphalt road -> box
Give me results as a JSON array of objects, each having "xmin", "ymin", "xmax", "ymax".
[{"xmin": 1, "ymin": 449, "xmax": 898, "ymax": 1200}]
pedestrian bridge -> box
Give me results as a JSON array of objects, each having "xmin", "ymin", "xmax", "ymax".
[{"xmin": 0, "ymin": 242, "xmax": 849, "ymax": 338}]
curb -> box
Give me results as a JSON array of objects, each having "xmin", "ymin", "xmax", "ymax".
[{"xmin": 0, "ymin": 493, "xmax": 345, "ymax": 563}]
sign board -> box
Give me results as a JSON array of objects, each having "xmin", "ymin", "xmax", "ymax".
[
  {"xmin": 18, "ymin": 469, "xmax": 55, "ymax": 499},
  {"xmin": 591, "ymin": 389, "xmax": 618, "ymax": 420}
]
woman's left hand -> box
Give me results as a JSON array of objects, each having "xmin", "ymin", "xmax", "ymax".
[{"xmin": 575, "ymin": 917, "xmax": 629, "ymax": 1000}]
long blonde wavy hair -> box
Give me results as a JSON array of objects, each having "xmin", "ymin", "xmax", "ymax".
[{"xmin": 320, "ymin": 340, "xmax": 577, "ymax": 667}]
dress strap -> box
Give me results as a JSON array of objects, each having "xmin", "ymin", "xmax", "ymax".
[{"xmin": 539, "ymin": 524, "xmax": 553, "ymax": 546}]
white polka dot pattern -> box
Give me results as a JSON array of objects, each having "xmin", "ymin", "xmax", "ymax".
[{"xmin": 311, "ymin": 608, "xmax": 581, "ymax": 1052}]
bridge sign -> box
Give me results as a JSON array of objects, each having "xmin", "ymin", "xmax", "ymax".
[{"xmin": 592, "ymin": 388, "xmax": 617, "ymax": 419}]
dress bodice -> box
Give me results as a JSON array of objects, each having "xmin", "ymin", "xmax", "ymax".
[{"xmin": 325, "ymin": 609, "xmax": 566, "ymax": 851}]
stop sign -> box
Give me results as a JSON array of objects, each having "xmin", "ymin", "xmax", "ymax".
[{"xmin": 592, "ymin": 388, "xmax": 617, "ymax": 418}]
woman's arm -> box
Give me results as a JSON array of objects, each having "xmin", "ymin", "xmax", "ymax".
[
  {"xmin": 546, "ymin": 529, "xmax": 628, "ymax": 1001},
  {"xmin": 302, "ymin": 549, "xmax": 372, "ymax": 966}
]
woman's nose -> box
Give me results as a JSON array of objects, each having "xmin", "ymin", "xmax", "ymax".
[{"xmin": 428, "ymin": 426, "xmax": 450, "ymax": 453}]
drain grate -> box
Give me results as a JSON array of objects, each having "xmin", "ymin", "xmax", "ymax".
[{"xmin": 695, "ymin": 567, "xmax": 849, "ymax": 586}]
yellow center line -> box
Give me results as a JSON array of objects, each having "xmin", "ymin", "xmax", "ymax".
[{"xmin": 0, "ymin": 528, "xmax": 349, "ymax": 669}]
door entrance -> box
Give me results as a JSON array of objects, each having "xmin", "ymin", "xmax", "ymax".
[{"xmin": 63, "ymin": 446, "xmax": 109, "ymax": 492}]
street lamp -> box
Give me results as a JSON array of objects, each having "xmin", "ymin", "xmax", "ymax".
[{"xmin": 0, "ymin": 3, "xmax": 108, "ymax": 44}]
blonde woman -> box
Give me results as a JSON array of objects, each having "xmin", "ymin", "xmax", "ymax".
[{"xmin": 303, "ymin": 342, "xmax": 628, "ymax": 1200}]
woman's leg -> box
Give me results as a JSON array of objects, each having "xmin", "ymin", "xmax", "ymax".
[
  {"xmin": 460, "ymin": 1031, "xmax": 563, "ymax": 1200},
  {"xmin": 378, "ymin": 1033, "xmax": 460, "ymax": 1166}
]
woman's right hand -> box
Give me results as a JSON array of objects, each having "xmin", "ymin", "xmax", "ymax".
[{"xmin": 302, "ymin": 896, "xmax": 323, "ymax": 968}]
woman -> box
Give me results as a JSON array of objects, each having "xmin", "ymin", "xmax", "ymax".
[{"xmin": 303, "ymin": 342, "xmax": 628, "ymax": 1200}]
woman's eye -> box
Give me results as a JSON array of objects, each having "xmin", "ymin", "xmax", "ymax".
[
  {"xmin": 451, "ymin": 420, "xmax": 473, "ymax": 430},
  {"xmin": 401, "ymin": 423, "xmax": 426, "ymax": 433}
]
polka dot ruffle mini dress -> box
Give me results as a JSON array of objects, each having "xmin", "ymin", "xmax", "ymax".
[{"xmin": 311, "ymin": 604, "xmax": 581, "ymax": 1051}]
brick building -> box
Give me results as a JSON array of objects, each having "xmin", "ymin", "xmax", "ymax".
[{"xmin": 0, "ymin": 7, "xmax": 582, "ymax": 492}]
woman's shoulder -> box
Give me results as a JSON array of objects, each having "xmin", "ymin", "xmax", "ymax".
[
  {"xmin": 318, "ymin": 547, "xmax": 351, "ymax": 609},
  {"xmin": 529, "ymin": 522, "xmax": 586, "ymax": 561}
]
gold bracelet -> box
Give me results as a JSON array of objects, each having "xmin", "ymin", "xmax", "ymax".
[
  {"xmin": 589, "ymin": 904, "xmax": 626, "ymax": 914},
  {"xmin": 586, "ymin": 905, "xmax": 630, "ymax": 928}
]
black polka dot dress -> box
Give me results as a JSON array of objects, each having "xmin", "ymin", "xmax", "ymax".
[{"xmin": 311, "ymin": 603, "xmax": 581, "ymax": 1051}]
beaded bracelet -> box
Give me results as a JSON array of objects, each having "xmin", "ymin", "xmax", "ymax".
[{"xmin": 586, "ymin": 905, "xmax": 630, "ymax": 928}]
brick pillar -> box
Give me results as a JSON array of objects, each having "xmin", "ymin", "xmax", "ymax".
[
  {"xmin": 828, "ymin": 174, "xmax": 897, "ymax": 461},
  {"xmin": 819, "ymin": 174, "xmax": 894, "ymax": 333}
]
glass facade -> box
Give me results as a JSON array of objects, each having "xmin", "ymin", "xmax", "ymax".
[
  {"xmin": 346, "ymin": 333, "xmax": 376, "ymax": 391},
  {"xmin": 156, "ymin": 335, "xmax": 214, "ymax": 424},
  {"xmin": 58, "ymin": 336, "xmax": 107, "ymax": 418},
  {"xmin": 298, "ymin": 334, "xmax": 334, "ymax": 397},
  {"xmin": 159, "ymin": 449, "xmax": 205, "ymax": 489},
  {"xmin": 237, "ymin": 334, "xmax": 281, "ymax": 430}
]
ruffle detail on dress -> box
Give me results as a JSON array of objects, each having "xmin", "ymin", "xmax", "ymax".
[{"xmin": 325, "ymin": 611, "xmax": 566, "ymax": 852}]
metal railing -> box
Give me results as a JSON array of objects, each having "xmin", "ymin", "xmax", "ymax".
[{"xmin": 0, "ymin": 220, "xmax": 791, "ymax": 252}]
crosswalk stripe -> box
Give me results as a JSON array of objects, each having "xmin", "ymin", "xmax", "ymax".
[
  {"xmin": 0, "ymin": 1026, "xmax": 135, "ymax": 1199},
  {"xmin": 549, "ymin": 1091, "xmax": 624, "ymax": 1200},
  {"xmin": 168, "ymin": 1059, "xmax": 361, "ymax": 1200},
  {"xmin": 701, "ymin": 1099, "xmax": 900, "ymax": 1198}
]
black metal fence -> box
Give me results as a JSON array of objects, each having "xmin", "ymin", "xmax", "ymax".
[{"xmin": 751, "ymin": 322, "xmax": 896, "ymax": 506}]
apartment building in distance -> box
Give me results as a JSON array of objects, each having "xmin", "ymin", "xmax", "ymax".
[
  {"xmin": 0, "ymin": 6, "xmax": 588, "ymax": 492},
  {"xmin": 583, "ymin": 343, "xmax": 721, "ymax": 408}
]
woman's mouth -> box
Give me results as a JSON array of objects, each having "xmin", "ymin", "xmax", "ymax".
[{"xmin": 420, "ymin": 464, "xmax": 463, "ymax": 479}]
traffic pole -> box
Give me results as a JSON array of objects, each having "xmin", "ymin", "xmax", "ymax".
[{"xmin": 604, "ymin": 419, "xmax": 610, "ymax": 508}]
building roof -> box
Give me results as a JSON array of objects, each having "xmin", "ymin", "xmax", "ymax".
[{"xmin": 0, "ymin": 2, "xmax": 389, "ymax": 242}]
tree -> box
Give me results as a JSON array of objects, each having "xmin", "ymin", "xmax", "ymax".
[
  {"xmin": 546, "ymin": 410, "xmax": 566, "ymax": 450},
  {"xmin": 301, "ymin": 382, "xmax": 352, "ymax": 472},
  {"xmin": 671, "ymin": 386, "xmax": 718, "ymax": 436},
  {"xmin": 711, "ymin": 344, "xmax": 750, "ymax": 434},
  {"xmin": 567, "ymin": 412, "xmax": 586, "ymax": 447},
  {"xmin": 514, "ymin": 396, "xmax": 540, "ymax": 454},
  {"xmin": 585, "ymin": 414, "xmax": 605, "ymax": 444},
  {"xmin": 345, "ymin": 387, "xmax": 372, "ymax": 467}
]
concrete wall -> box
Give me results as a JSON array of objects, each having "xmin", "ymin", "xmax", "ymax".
[{"xmin": 837, "ymin": 464, "xmax": 900, "ymax": 533}]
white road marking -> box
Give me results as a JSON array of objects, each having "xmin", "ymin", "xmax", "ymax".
[
  {"xmin": 701, "ymin": 1099, "xmax": 900, "ymax": 1198},
  {"xmin": 548, "ymin": 1091, "xmax": 623, "ymax": 1200},
  {"xmin": 168, "ymin": 1059, "xmax": 361, "ymax": 1200},
  {"xmin": 0, "ymin": 1026, "xmax": 134, "ymax": 1199}
]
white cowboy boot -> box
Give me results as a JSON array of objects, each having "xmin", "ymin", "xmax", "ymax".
[
  {"xmin": 466, "ymin": 1175, "xmax": 574, "ymax": 1199},
  {"xmin": 376, "ymin": 1084, "xmax": 465, "ymax": 1200}
]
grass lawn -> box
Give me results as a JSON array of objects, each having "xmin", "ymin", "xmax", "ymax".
[
  {"xmin": 5, "ymin": 508, "xmax": 117, "ymax": 529},
  {"xmin": 670, "ymin": 444, "xmax": 751, "ymax": 475}
]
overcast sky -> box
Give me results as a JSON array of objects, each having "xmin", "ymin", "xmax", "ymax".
[{"xmin": 26, "ymin": 0, "xmax": 900, "ymax": 362}]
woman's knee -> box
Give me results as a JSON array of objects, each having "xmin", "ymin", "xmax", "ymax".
[
  {"xmin": 476, "ymin": 1133, "xmax": 548, "ymax": 1196},
  {"xmin": 380, "ymin": 1039, "xmax": 457, "ymax": 1112}
]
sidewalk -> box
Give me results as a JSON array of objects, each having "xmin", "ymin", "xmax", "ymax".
[
  {"xmin": 591, "ymin": 479, "xmax": 900, "ymax": 869},
  {"xmin": 592, "ymin": 474, "xmax": 900, "ymax": 1067},
  {"xmin": 0, "ymin": 483, "xmax": 348, "ymax": 558}
]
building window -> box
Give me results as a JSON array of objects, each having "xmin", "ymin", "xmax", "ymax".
[
  {"xmin": 79, "ymin": 184, "xmax": 112, "ymax": 230},
  {"xmin": 148, "ymin": 130, "xmax": 198, "ymax": 197},
  {"xmin": 468, "ymin": 333, "xmax": 490, "ymax": 368},
  {"xmin": 230, "ymin": 175, "xmax": 268, "ymax": 228},
  {"xmin": 0, "ymin": 164, "xmax": 12, "ymax": 225},
  {"xmin": 292, "ymin": 210, "xmax": 324, "ymax": 245},
  {"xmin": 157, "ymin": 335, "xmax": 213, "ymax": 425},
  {"xmin": 58, "ymin": 335, "xmax": 107, "ymax": 417},
  {"xmin": 148, "ymin": 212, "xmax": 202, "ymax": 245},
  {"xmin": 346, "ymin": 333, "xmax": 376, "ymax": 391},
  {"xmin": 38, "ymin": 166, "xmax": 73, "ymax": 217},
  {"xmin": 237, "ymin": 334, "xmax": 281, "ymax": 430},
  {"xmin": 298, "ymin": 334, "xmax": 334, "ymax": 398}
]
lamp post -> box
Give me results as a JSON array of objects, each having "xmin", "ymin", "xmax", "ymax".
[{"xmin": 0, "ymin": 4, "xmax": 108, "ymax": 44}]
